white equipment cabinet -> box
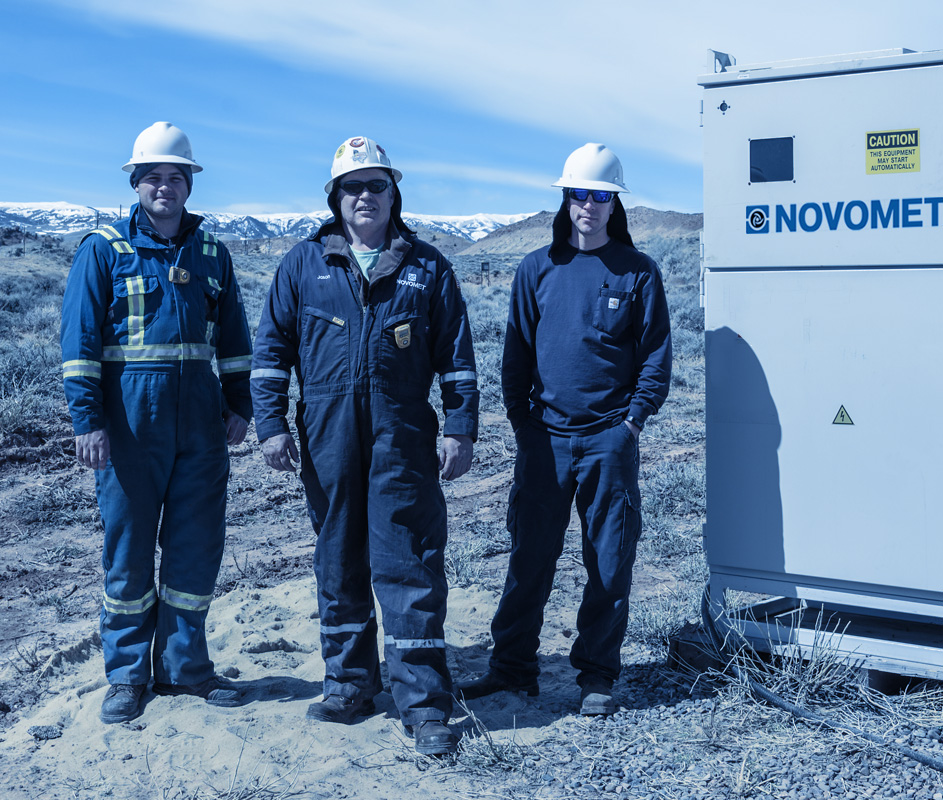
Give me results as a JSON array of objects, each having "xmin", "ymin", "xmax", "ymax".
[{"xmin": 699, "ymin": 49, "xmax": 943, "ymax": 677}]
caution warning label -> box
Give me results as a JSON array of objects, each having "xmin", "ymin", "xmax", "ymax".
[
  {"xmin": 866, "ymin": 129, "xmax": 920, "ymax": 175},
  {"xmin": 832, "ymin": 406, "xmax": 854, "ymax": 425}
]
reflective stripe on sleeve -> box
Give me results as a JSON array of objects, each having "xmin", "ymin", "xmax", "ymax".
[
  {"xmin": 159, "ymin": 584, "xmax": 213, "ymax": 613},
  {"xmin": 103, "ymin": 586, "xmax": 157, "ymax": 616},
  {"xmin": 205, "ymin": 320, "xmax": 216, "ymax": 345},
  {"xmin": 383, "ymin": 635, "xmax": 446, "ymax": 649},
  {"xmin": 218, "ymin": 355, "xmax": 253, "ymax": 374},
  {"xmin": 62, "ymin": 359, "xmax": 101, "ymax": 380},
  {"xmin": 439, "ymin": 370, "xmax": 477, "ymax": 385},
  {"xmin": 250, "ymin": 368, "xmax": 292, "ymax": 381}
]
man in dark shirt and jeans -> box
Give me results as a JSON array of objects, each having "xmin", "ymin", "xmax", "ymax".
[{"xmin": 458, "ymin": 143, "xmax": 672, "ymax": 715}]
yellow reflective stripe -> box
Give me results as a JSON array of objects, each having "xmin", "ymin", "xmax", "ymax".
[
  {"xmin": 207, "ymin": 276, "xmax": 222, "ymax": 292},
  {"xmin": 62, "ymin": 359, "xmax": 101, "ymax": 380},
  {"xmin": 91, "ymin": 227, "xmax": 134, "ymax": 254},
  {"xmin": 201, "ymin": 231, "xmax": 217, "ymax": 258},
  {"xmin": 217, "ymin": 355, "xmax": 252, "ymax": 374},
  {"xmin": 125, "ymin": 276, "xmax": 147, "ymax": 347},
  {"xmin": 102, "ymin": 343, "xmax": 215, "ymax": 362},
  {"xmin": 159, "ymin": 583, "xmax": 212, "ymax": 612},
  {"xmin": 103, "ymin": 587, "xmax": 157, "ymax": 616},
  {"xmin": 205, "ymin": 320, "xmax": 216, "ymax": 345}
]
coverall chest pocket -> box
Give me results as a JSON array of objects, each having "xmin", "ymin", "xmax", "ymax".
[
  {"xmin": 592, "ymin": 287, "xmax": 634, "ymax": 339},
  {"xmin": 379, "ymin": 309, "xmax": 428, "ymax": 381},
  {"xmin": 198, "ymin": 277, "xmax": 223, "ymax": 322},
  {"xmin": 111, "ymin": 275, "xmax": 160, "ymax": 345},
  {"xmin": 300, "ymin": 305, "xmax": 350, "ymax": 386}
]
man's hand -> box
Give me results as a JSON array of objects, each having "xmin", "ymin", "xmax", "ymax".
[
  {"xmin": 224, "ymin": 411, "xmax": 249, "ymax": 446},
  {"xmin": 625, "ymin": 420, "xmax": 641, "ymax": 439},
  {"xmin": 75, "ymin": 429, "xmax": 110, "ymax": 470},
  {"xmin": 261, "ymin": 433, "xmax": 300, "ymax": 473},
  {"xmin": 439, "ymin": 434, "xmax": 473, "ymax": 481}
]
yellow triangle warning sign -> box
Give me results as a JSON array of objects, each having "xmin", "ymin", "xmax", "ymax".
[{"xmin": 832, "ymin": 405, "xmax": 854, "ymax": 425}]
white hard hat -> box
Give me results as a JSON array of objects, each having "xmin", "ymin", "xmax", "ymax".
[
  {"xmin": 325, "ymin": 136, "xmax": 402, "ymax": 194},
  {"xmin": 551, "ymin": 143, "xmax": 628, "ymax": 193},
  {"xmin": 122, "ymin": 121, "xmax": 203, "ymax": 173}
]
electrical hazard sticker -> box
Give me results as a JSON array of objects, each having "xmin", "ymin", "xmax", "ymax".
[
  {"xmin": 832, "ymin": 406, "xmax": 854, "ymax": 425},
  {"xmin": 866, "ymin": 129, "xmax": 919, "ymax": 175}
]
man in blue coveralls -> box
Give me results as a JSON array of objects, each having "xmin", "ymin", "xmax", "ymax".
[
  {"xmin": 251, "ymin": 136, "xmax": 478, "ymax": 755},
  {"xmin": 457, "ymin": 143, "xmax": 672, "ymax": 715},
  {"xmin": 61, "ymin": 122, "xmax": 253, "ymax": 724}
]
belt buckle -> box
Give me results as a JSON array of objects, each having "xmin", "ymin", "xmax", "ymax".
[{"xmin": 168, "ymin": 267, "xmax": 190, "ymax": 284}]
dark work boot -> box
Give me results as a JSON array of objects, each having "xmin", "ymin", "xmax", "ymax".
[
  {"xmin": 306, "ymin": 694, "xmax": 376, "ymax": 724},
  {"xmin": 404, "ymin": 720, "xmax": 458, "ymax": 756},
  {"xmin": 100, "ymin": 683, "xmax": 146, "ymax": 724},
  {"xmin": 456, "ymin": 671, "xmax": 539, "ymax": 700},
  {"xmin": 579, "ymin": 679, "xmax": 618, "ymax": 716}
]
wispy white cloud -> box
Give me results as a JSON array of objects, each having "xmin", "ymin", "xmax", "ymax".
[{"xmin": 41, "ymin": 0, "xmax": 943, "ymax": 173}]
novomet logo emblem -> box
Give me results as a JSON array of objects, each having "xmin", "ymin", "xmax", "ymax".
[{"xmin": 746, "ymin": 198, "xmax": 943, "ymax": 234}]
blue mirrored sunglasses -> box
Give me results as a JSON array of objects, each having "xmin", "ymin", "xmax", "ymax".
[
  {"xmin": 567, "ymin": 188, "xmax": 614, "ymax": 203},
  {"xmin": 340, "ymin": 179, "xmax": 391, "ymax": 194}
]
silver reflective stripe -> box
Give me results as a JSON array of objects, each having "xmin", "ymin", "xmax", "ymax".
[
  {"xmin": 62, "ymin": 359, "xmax": 101, "ymax": 380},
  {"xmin": 439, "ymin": 370, "xmax": 477, "ymax": 385},
  {"xmin": 159, "ymin": 584, "xmax": 213, "ymax": 613},
  {"xmin": 103, "ymin": 586, "xmax": 157, "ymax": 615},
  {"xmin": 321, "ymin": 611, "xmax": 376, "ymax": 636},
  {"xmin": 250, "ymin": 368, "xmax": 291, "ymax": 381},
  {"xmin": 102, "ymin": 343, "xmax": 215, "ymax": 362},
  {"xmin": 205, "ymin": 320, "xmax": 216, "ymax": 345},
  {"xmin": 383, "ymin": 635, "xmax": 446, "ymax": 649},
  {"xmin": 218, "ymin": 355, "xmax": 252, "ymax": 374}
]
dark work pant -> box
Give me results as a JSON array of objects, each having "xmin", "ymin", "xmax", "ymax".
[{"xmin": 490, "ymin": 421, "xmax": 642, "ymax": 686}]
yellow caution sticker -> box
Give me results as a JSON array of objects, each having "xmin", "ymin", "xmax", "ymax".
[
  {"xmin": 832, "ymin": 405, "xmax": 854, "ymax": 425},
  {"xmin": 866, "ymin": 129, "xmax": 919, "ymax": 175}
]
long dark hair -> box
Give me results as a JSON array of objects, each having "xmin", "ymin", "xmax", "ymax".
[
  {"xmin": 549, "ymin": 191, "xmax": 634, "ymax": 260},
  {"xmin": 326, "ymin": 170, "xmax": 414, "ymax": 235}
]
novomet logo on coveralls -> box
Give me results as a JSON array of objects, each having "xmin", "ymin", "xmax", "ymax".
[{"xmin": 746, "ymin": 197, "xmax": 943, "ymax": 234}]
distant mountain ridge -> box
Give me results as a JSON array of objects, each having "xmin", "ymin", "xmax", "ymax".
[
  {"xmin": 0, "ymin": 201, "xmax": 703, "ymax": 256},
  {"xmin": 0, "ymin": 202, "xmax": 534, "ymax": 244}
]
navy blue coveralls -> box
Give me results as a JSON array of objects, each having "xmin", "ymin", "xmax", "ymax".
[
  {"xmin": 251, "ymin": 221, "xmax": 478, "ymax": 727},
  {"xmin": 494, "ymin": 238, "xmax": 672, "ymax": 688},
  {"xmin": 61, "ymin": 205, "xmax": 253, "ymax": 687}
]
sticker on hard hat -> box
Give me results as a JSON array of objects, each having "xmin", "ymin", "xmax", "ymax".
[
  {"xmin": 352, "ymin": 151, "xmax": 368, "ymax": 164},
  {"xmin": 335, "ymin": 145, "xmax": 345, "ymax": 160},
  {"xmin": 746, "ymin": 197, "xmax": 943, "ymax": 235},
  {"xmin": 866, "ymin": 129, "xmax": 919, "ymax": 175},
  {"xmin": 349, "ymin": 138, "xmax": 365, "ymax": 148}
]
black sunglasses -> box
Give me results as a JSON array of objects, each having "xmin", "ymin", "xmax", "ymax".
[
  {"xmin": 340, "ymin": 179, "xmax": 391, "ymax": 194},
  {"xmin": 567, "ymin": 188, "xmax": 614, "ymax": 203}
]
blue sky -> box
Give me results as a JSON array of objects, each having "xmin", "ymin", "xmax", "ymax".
[{"xmin": 2, "ymin": 1, "xmax": 942, "ymax": 216}]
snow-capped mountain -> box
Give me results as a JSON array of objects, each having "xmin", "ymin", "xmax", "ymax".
[{"xmin": 0, "ymin": 202, "xmax": 535, "ymax": 243}]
